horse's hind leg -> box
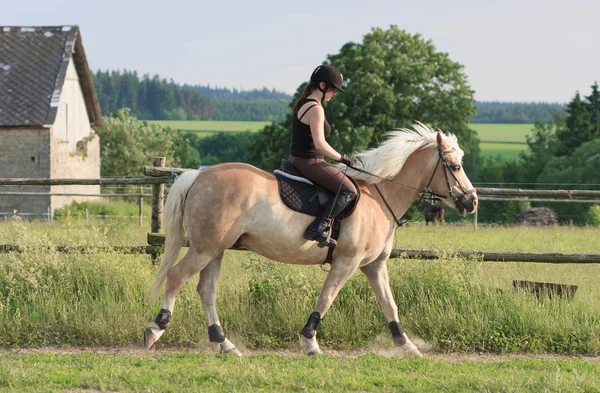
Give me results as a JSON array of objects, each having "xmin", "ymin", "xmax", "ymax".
[
  {"xmin": 197, "ymin": 253, "xmax": 242, "ymax": 356},
  {"xmin": 360, "ymin": 256, "xmax": 422, "ymax": 357},
  {"xmin": 144, "ymin": 247, "xmax": 214, "ymax": 349}
]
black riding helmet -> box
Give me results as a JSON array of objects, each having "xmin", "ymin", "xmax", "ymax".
[{"xmin": 310, "ymin": 65, "xmax": 344, "ymax": 102}]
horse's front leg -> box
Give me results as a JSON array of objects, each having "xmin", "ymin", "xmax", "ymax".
[
  {"xmin": 300, "ymin": 257, "xmax": 359, "ymax": 355},
  {"xmin": 360, "ymin": 255, "xmax": 422, "ymax": 357},
  {"xmin": 197, "ymin": 253, "xmax": 241, "ymax": 356}
]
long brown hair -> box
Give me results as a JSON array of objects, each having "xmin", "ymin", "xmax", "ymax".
[{"xmin": 292, "ymin": 82, "xmax": 317, "ymax": 115}]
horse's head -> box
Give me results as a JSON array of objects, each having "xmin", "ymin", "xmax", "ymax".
[{"xmin": 424, "ymin": 132, "xmax": 478, "ymax": 215}]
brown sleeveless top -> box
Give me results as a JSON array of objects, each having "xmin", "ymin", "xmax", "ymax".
[{"xmin": 290, "ymin": 98, "xmax": 331, "ymax": 158}]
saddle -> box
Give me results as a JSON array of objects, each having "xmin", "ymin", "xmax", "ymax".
[{"xmin": 274, "ymin": 159, "xmax": 361, "ymax": 262}]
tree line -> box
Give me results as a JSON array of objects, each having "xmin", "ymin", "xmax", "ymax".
[
  {"xmin": 472, "ymin": 101, "xmax": 566, "ymax": 123},
  {"xmin": 93, "ymin": 70, "xmax": 565, "ymax": 124},
  {"xmin": 93, "ymin": 71, "xmax": 290, "ymax": 121},
  {"xmin": 476, "ymin": 82, "xmax": 600, "ymax": 224}
]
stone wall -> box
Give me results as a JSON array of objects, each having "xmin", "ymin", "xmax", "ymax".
[
  {"xmin": 50, "ymin": 131, "xmax": 101, "ymax": 210},
  {"xmin": 0, "ymin": 128, "xmax": 51, "ymax": 217}
]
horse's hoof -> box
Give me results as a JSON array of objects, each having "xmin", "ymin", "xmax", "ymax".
[
  {"xmin": 143, "ymin": 322, "xmax": 164, "ymax": 349},
  {"xmin": 401, "ymin": 341, "xmax": 423, "ymax": 358},
  {"xmin": 307, "ymin": 347, "xmax": 323, "ymax": 356},
  {"xmin": 220, "ymin": 338, "xmax": 242, "ymax": 357},
  {"xmin": 299, "ymin": 335, "xmax": 322, "ymax": 355}
]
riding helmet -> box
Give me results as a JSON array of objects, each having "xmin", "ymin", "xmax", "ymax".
[{"xmin": 310, "ymin": 64, "xmax": 345, "ymax": 92}]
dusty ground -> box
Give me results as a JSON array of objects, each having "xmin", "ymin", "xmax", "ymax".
[{"xmin": 2, "ymin": 346, "xmax": 598, "ymax": 362}]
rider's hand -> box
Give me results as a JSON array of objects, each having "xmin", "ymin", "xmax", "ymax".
[{"xmin": 339, "ymin": 154, "xmax": 357, "ymax": 168}]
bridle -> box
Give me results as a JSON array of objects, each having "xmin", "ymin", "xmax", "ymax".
[{"xmin": 364, "ymin": 145, "xmax": 476, "ymax": 227}]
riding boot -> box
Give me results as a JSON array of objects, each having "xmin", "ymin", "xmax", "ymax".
[{"xmin": 304, "ymin": 191, "xmax": 357, "ymax": 247}]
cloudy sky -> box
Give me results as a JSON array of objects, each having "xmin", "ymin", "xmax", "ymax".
[{"xmin": 3, "ymin": 0, "xmax": 598, "ymax": 102}]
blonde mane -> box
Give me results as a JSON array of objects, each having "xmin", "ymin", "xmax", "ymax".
[{"xmin": 344, "ymin": 123, "xmax": 462, "ymax": 184}]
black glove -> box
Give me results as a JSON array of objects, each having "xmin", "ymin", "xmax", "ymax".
[{"xmin": 339, "ymin": 154, "xmax": 356, "ymax": 168}]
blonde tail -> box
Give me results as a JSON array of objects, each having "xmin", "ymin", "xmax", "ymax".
[{"xmin": 149, "ymin": 170, "xmax": 201, "ymax": 301}]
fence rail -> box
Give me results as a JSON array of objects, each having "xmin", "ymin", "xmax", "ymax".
[{"xmin": 1, "ymin": 158, "xmax": 599, "ymax": 264}]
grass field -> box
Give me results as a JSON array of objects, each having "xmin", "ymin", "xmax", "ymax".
[
  {"xmin": 470, "ymin": 123, "xmax": 533, "ymax": 160},
  {"xmin": 2, "ymin": 210, "xmax": 600, "ymax": 391},
  {"xmin": 1, "ymin": 351, "xmax": 598, "ymax": 392},
  {"xmin": 149, "ymin": 120, "xmax": 270, "ymax": 138},
  {"xmin": 150, "ymin": 120, "xmax": 534, "ymax": 160}
]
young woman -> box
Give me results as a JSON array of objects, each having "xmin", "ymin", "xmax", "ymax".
[{"xmin": 288, "ymin": 64, "xmax": 358, "ymax": 247}]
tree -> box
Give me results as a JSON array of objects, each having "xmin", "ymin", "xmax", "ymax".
[
  {"xmin": 556, "ymin": 92, "xmax": 590, "ymax": 156},
  {"xmin": 95, "ymin": 109, "xmax": 199, "ymax": 177},
  {"xmin": 519, "ymin": 114, "xmax": 563, "ymax": 183},
  {"xmin": 536, "ymin": 138, "xmax": 600, "ymax": 223},
  {"xmin": 327, "ymin": 26, "xmax": 480, "ymax": 174},
  {"xmin": 252, "ymin": 26, "xmax": 481, "ymax": 174}
]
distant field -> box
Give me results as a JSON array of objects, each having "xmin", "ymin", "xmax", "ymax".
[
  {"xmin": 471, "ymin": 123, "xmax": 532, "ymax": 159},
  {"xmin": 149, "ymin": 120, "xmax": 270, "ymax": 137},
  {"xmin": 149, "ymin": 121, "xmax": 533, "ymax": 159}
]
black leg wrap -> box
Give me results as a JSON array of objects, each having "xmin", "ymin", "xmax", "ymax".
[
  {"xmin": 389, "ymin": 321, "xmax": 407, "ymax": 346},
  {"xmin": 154, "ymin": 309, "xmax": 172, "ymax": 330},
  {"xmin": 208, "ymin": 324, "xmax": 226, "ymax": 343},
  {"xmin": 301, "ymin": 311, "xmax": 322, "ymax": 339}
]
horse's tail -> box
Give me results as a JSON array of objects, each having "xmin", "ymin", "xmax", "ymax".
[{"xmin": 150, "ymin": 169, "xmax": 201, "ymax": 301}]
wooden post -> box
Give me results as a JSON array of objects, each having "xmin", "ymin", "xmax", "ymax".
[
  {"xmin": 85, "ymin": 208, "xmax": 89, "ymax": 224},
  {"xmin": 47, "ymin": 206, "xmax": 51, "ymax": 223},
  {"xmin": 151, "ymin": 157, "xmax": 166, "ymax": 234},
  {"xmin": 473, "ymin": 208, "xmax": 478, "ymax": 231},
  {"xmin": 139, "ymin": 186, "xmax": 144, "ymax": 228},
  {"xmin": 151, "ymin": 157, "xmax": 166, "ymax": 264}
]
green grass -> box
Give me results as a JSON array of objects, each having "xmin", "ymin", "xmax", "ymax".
[
  {"xmin": 1, "ymin": 352, "xmax": 599, "ymax": 392},
  {"xmin": 148, "ymin": 120, "xmax": 270, "ymax": 137},
  {"xmin": 479, "ymin": 142, "xmax": 528, "ymax": 159},
  {"xmin": 1, "ymin": 213, "xmax": 600, "ymax": 355},
  {"xmin": 148, "ymin": 120, "xmax": 536, "ymax": 158},
  {"xmin": 470, "ymin": 124, "xmax": 534, "ymax": 143},
  {"xmin": 470, "ymin": 123, "xmax": 533, "ymax": 160}
]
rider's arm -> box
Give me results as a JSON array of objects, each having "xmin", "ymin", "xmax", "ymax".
[{"xmin": 308, "ymin": 106, "xmax": 342, "ymax": 161}]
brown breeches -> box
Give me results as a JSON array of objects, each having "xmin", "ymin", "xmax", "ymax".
[{"xmin": 289, "ymin": 156, "xmax": 357, "ymax": 195}]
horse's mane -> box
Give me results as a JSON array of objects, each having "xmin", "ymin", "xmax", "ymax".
[{"xmin": 343, "ymin": 122, "xmax": 463, "ymax": 184}]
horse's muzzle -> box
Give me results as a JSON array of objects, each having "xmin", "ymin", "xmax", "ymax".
[{"xmin": 452, "ymin": 187, "xmax": 478, "ymax": 215}]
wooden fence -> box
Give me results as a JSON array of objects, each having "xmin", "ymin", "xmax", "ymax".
[{"xmin": 1, "ymin": 157, "xmax": 600, "ymax": 264}]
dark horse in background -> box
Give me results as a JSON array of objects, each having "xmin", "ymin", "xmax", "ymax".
[{"xmin": 424, "ymin": 200, "xmax": 445, "ymax": 225}]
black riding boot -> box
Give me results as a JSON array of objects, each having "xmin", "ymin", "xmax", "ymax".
[{"xmin": 304, "ymin": 191, "xmax": 357, "ymax": 247}]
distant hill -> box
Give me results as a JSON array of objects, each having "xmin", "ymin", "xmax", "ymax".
[
  {"xmin": 472, "ymin": 101, "xmax": 567, "ymax": 123},
  {"xmin": 184, "ymin": 85, "xmax": 292, "ymax": 101},
  {"xmin": 183, "ymin": 85, "xmax": 291, "ymax": 121},
  {"xmin": 93, "ymin": 70, "xmax": 568, "ymax": 123}
]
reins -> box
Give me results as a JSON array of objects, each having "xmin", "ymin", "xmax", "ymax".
[{"xmin": 349, "ymin": 146, "xmax": 474, "ymax": 228}]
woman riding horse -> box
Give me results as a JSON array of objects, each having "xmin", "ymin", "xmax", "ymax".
[
  {"xmin": 143, "ymin": 90, "xmax": 479, "ymax": 357},
  {"xmin": 289, "ymin": 64, "xmax": 358, "ymax": 247}
]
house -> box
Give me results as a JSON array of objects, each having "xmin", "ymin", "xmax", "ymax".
[{"xmin": 0, "ymin": 25, "xmax": 102, "ymax": 217}]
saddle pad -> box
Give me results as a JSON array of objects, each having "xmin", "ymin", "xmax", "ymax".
[{"xmin": 274, "ymin": 172, "xmax": 323, "ymax": 217}]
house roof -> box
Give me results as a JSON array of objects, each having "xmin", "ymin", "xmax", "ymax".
[{"xmin": 0, "ymin": 25, "xmax": 103, "ymax": 127}]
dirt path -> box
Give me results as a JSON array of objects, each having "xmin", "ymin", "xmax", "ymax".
[{"xmin": 2, "ymin": 346, "xmax": 599, "ymax": 362}]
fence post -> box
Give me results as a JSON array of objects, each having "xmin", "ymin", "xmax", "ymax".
[
  {"xmin": 151, "ymin": 157, "xmax": 166, "ymax": 234},
  {"xmin": 85, "ymin": 208, "xmax": 89, "ymax": 224},
  {"xmin": 150, "ymin": 157, "xmax": 166, "ymax": 264},
  {"xmin": 139, "ymin": 186, "xmax": 144, "ymax": 228},
  {"xmin": 473, "ymin": 208, "xmax": 478, "ymax": 231}
]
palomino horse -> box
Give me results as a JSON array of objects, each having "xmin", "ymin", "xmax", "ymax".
[{"xmin": 144, "ymin": 123, "xmax": 478, "ymax": 357}]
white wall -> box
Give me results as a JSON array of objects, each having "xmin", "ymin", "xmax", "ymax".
[{"xmin": 52, "ymin": 58, "xmax": 92, "ymax": 152}]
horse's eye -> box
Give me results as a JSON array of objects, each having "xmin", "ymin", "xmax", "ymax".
[{"xmin": 452, "ymin": 165, "xmax": 461, "ymax": 171}]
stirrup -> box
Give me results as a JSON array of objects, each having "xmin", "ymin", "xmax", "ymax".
[{"xmin": 317, "ymin": 234, "xmax": 337, "ymax": 248}]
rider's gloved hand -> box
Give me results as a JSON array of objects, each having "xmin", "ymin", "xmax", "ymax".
[{"xmin": 339, "ymin": 154, "xmax": 357, "ymax": 168}]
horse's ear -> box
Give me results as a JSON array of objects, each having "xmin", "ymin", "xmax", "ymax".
[{"xmin": 436, "ymin": 131, "xmax": 444, "ymax": 147}]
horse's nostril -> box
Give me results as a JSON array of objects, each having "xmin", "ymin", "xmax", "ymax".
[{"xmin": 473, "ymin": 199, "xmax": 478, "ymax": 208}]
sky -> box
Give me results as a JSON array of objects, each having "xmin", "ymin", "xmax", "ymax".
[{"xmin": 2, "ymin": 0, "xmax": 599, "ymax": 102}]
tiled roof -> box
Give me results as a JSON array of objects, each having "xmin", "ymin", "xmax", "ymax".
[{"xmin": 0, "ymin": 26, "xmax": 102, "ymax": 127}]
